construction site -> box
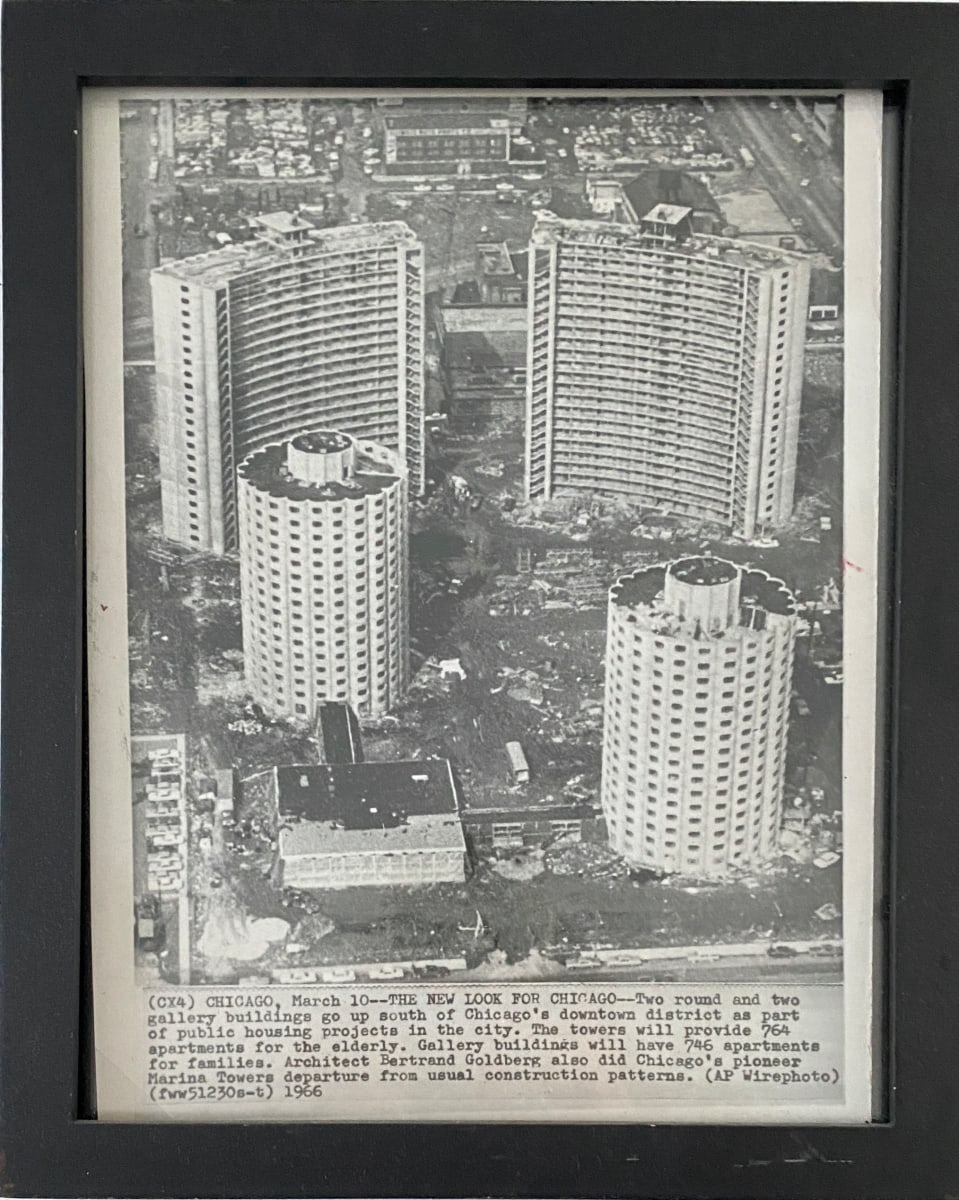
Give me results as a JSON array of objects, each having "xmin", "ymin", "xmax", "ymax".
[
  {"xmin": 122, "ymin": 93, "xmax": 846, "ymax": 986},
  {"xmin": 126, "ymin": 338, "xmax": 844, "ymax": 987}
]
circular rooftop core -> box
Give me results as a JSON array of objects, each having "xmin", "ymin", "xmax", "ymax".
[
  {"xmin": 669, "ymin": 556, "xmax": 739, "ymax": 587},
  {"xmin": 291, "ymin": 430, "xmax": 352, "ymax": 455},
  {"xmin": 287, "ymin": 430, "xmax": 356, "ymax": 489}
]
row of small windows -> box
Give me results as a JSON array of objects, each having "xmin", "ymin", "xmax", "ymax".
[{"xmin": 177, "ymin": 324, "xmax": 204, "ymax": 544}]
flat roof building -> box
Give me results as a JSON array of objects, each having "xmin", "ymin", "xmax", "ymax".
[
  {"xmin": 315, "ymin": 701, "xmax": 364, "ymax": 764},
  {"xmin": 525, "ymin": 213, "xmax": 811, "ymax": 538},
  {"xmin": 435, "ymin": 308, "xmax": 528, "ymax": 427},
  {"xmin": 474, "ymin": 240, "xmax": 529, "ymax": 305},
  {"xmin": 238, "ymin": 431, "xmax": 409, "ymax": 723},
  {"xmin": 152, "ymin": 214, "xmax": 425, "ymax": 554},
  {"xmin": 588, "ymin": 169, "xmax": 724, "ymax": 233},
  {"xmin": 381, "ymin": 101, "xmax": 525, "ymax": 175},
  {"xmin": 601, "ymin": 556, "xmax": 798, "ymax": 878},
  {"xmin": 273, "ymin": 759, "xmax": 467, "ymax": 889},
  {"xmin": 462, "ymin": 801, "xmax": 599, "ymax": 850},
  {"xmin": 377, "ymin": 95, "xmax": 526, "ymax": 128}
]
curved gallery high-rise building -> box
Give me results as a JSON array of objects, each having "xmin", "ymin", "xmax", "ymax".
[
  {"xmin": 152, "ymin": 214, "xmax": 424, "ymax": 555},
  {"xmin": 600, "ymin": 556, "xmax": 798, "ymax": 878},
  {"xmin": 237, "ymin": 430, "xmax": 409, "ymax": 723},
  {"xmin": 525, "ymin": 209, "xmax": 811, "ymax": 538}
]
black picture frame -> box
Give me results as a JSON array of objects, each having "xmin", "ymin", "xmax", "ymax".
[{"xmin": 2, "ymin": 2, "xmax": 957, "ymax": 1196}]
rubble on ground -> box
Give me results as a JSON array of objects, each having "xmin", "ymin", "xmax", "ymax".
[
  {"xmin": 464, "ymin": 947, "xmax": 564, "ymax": 979},
  {"xmin": 547, "ymin": 840, "xmax": 627, "ymax": 879},
  {"xmin": 293, "ymin": 912, "xmax": 335, "ymax": 943},
  {"xmin": 197, "ymin": 894, "xmax": 290, "ymax": 961}
]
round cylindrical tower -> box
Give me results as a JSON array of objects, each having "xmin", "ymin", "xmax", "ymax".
[
  {"xmin": 237, "ymin": 430, "xmax": 409, "ymax": 723},
  {"xmin": 601, "ymin": 555, "xmax": 797, "ymax": 877}
]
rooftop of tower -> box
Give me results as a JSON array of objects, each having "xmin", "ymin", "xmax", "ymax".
[
  {"xmin": 255, "ymin": 210, "xmax": 315, "ymax": 237},
  {"xmin": 611, "ymin": 557, "xmax": 796, "ymax": 637},
  {"xmin": 291, "ymin": 430, "xmax": 352, "ymax": 455},
  {"xmin": 669, "ymin": 556, "xmax": 740, "ymax": 587},
  {"xmin": 238, "ymin": 433, "xmax": 403, "ymax": 503},
  {"xmin": 530, "ymin": 213, "xmax": 806, "ymax": 271},
  {"xmin": 153, "ymin": 216, "xmax": 421, "ymax": 286}
]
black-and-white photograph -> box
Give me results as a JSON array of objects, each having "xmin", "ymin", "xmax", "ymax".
[{"xmin": 118, "ymin": 91, "xmax": 847, "ymax": 991}]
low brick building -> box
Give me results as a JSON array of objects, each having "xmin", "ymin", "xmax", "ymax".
[
  {"xmin": 273, "ymin": 759, "xmax": 467, "ymax": 889},
  {"xmin": 462, "ymin": 802, "xmax": 604, "ymax": 850}
]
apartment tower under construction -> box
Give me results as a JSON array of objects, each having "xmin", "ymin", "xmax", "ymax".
[
  {"xmin": 525, "ymin": 208, "xmax": 810, "ymax": 538},
  {"xmin": 152, "ymin": 213, "xmax": 425, "ymax": 554}
]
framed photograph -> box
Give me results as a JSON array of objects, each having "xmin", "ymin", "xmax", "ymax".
[{"xmin": 2, "ymin": 2, "xmax": 958, "ymax": 1196}]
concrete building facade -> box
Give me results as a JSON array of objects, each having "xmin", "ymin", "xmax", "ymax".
[
  {"xmin": 525, "ymin": 210, "xmax": 810, "ymax": 538},
  {"xmin": 237, "ymin": 431, "xmax": 409, "ymax": 723},
  {"xmin": 380, "ymin": 98, "xmax": 526, "ymax": 175},
  {"xmin": 383, "ymin": 112, "xmax": 512, "ymax": 169},
  {"xmin": 152, "ymin": 214, "xmax": 425, "ymax": 554},
  {"xmin": 601, "ymin": 556, "xmax": 798, "ymax": 878}
]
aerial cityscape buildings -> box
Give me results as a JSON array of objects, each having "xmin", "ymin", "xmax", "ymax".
[
  {"xmin": 237, "ymin": 430, "xmax": 409, "ymax": 723},
  {"xmin": 525, "ymin": 208, "xmax": 811, "ymax": 537},
  {"xmin": 600, "ymin": 556, "xmax": 798, "ymax": 878},
  {"xmin": 151, "ymin": 213, "xmax": 425, "ymax": 554},
  {"xmin": 125, "ymin": 95, "xmax": 846, "ymax": 990}
]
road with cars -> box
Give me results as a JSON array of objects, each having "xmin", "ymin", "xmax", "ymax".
[{"xmin": 708, "ymin": 98, "xmax": 843, "ymax": 261}]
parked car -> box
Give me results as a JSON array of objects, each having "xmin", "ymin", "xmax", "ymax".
[
  {"xmin": 367, "ymin": 964, "xmax": 405, "ymax": 981},
  {"xmin": 276, "ymin": 968, "xmax": 318, "ymax": 984},
  {"xmin": 412, "ymin": 963, "xmax": 451, "ymax": 979},
  {"xmin": 322, "ymin": 967, "xmax": 357, "ymax": 984}
]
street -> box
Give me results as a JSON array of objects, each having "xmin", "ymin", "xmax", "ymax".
[{"xmin": 708, "ymin": 97, "xmax": 843, "ymax": 260}]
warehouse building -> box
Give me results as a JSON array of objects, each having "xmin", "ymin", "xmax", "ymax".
[
  {"xmin": 525, "ymin": 210, "xmax": 810, "ymax": 538},
  {"xmin": 462, "ymin": 802, "xmax": 603, "ymax": 851},
  {"xmin": 601, "ymin": 556, "xmax": 798, "ymax": 878},
  {"xmin": 432, "ymin": 239, "xmax": 528, "ymax": 425},
  {"xmin": 435, "ymin": 308, "xmax": 528, "ymax": 425},
  {"xmin": 151, "ymin": 214, "xmax": 425, "ymax": 554},
  {"xmin": 380, "ymin": 97, "xmax": 526, "ymax": 176},
  {"xmin": 273, "ymin": 759, "xmax": 467, "ymax": 889}
]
